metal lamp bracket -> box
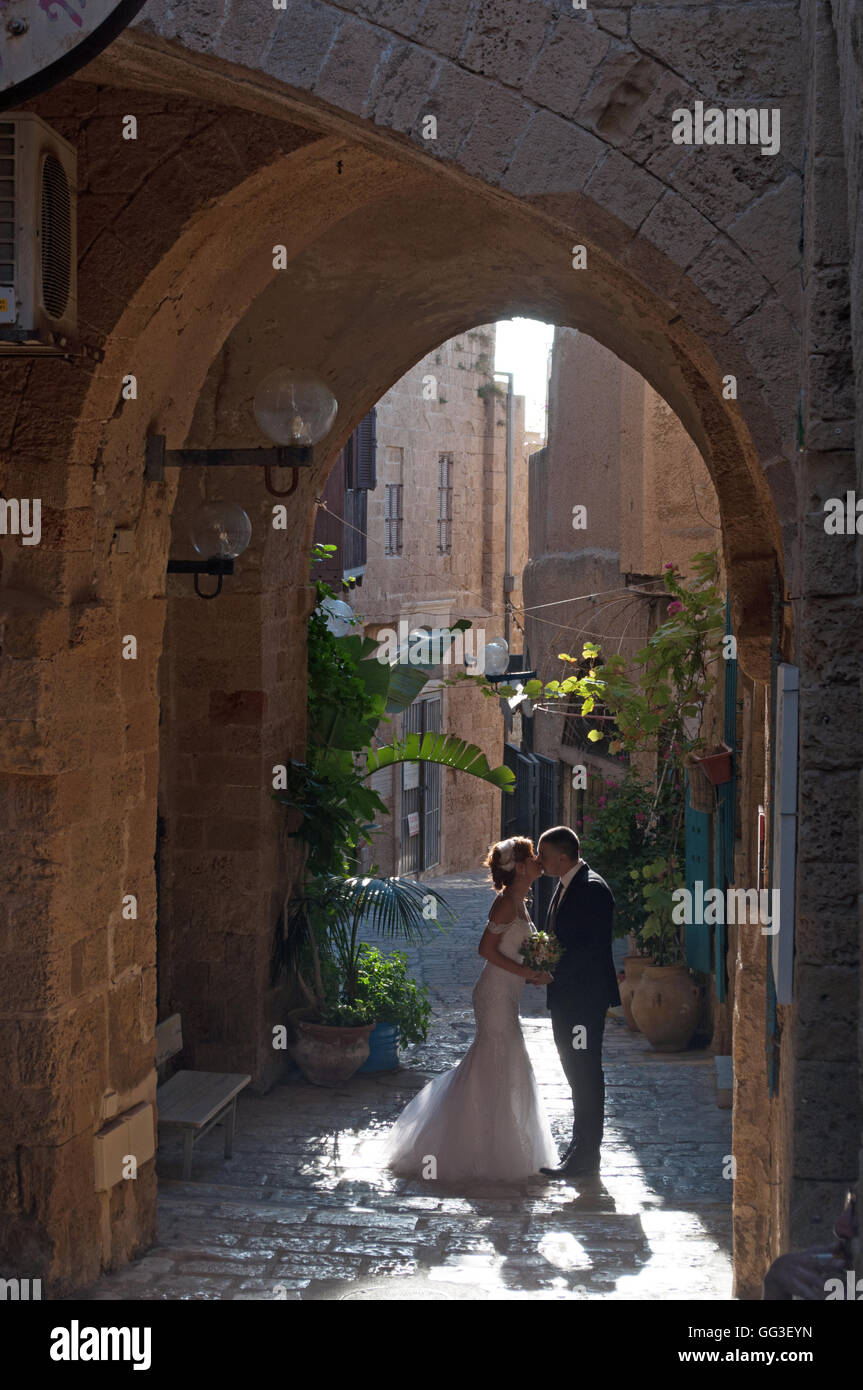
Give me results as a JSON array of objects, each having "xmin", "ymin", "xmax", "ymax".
[{"xmin": 145, "ymin": 434, "xmax": 313, "ymax": 483}]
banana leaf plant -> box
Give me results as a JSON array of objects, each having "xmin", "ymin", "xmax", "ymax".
[
  {"xmin": 363, "ymin": 731, "xmax": 514, "ymax": 788},
  {"xmin": 272, "ymin": 579, "xmax": 514, "ymax": 1009},
  {"xmin": 275, "ymin": 610, "xmax": 514, "ymax": 878}
]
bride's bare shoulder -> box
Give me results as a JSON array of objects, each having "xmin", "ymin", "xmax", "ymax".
[{"xmin": 488, "ymin": 893, "xmax": 513, "ymax": 925}]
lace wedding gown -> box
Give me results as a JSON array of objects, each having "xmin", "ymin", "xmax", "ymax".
[{"xmin": 380, "ymin": 914, "xmax": 559, "ymax": 1182}]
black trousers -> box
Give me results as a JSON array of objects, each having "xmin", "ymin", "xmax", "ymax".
[{"xmin": 549, "ymin": 1001, "xmax": 608, "ymax": 1156}]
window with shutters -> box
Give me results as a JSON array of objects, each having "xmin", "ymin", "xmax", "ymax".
[
  {"xmin": 385, "ymin": 483, "xmax": 403, "ymax": 555},
  {"xmin": 438, "ymin": 452, "xmax": 453, "ymax": 554}
]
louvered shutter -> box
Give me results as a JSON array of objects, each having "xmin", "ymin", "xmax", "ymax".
[
  {"xmin": 343, "ymin": 433, "xmax": 355, "ymax": 489},
  {"xmin": 355, "ymin": 408, "xmax": 377, "ymax": 490}
]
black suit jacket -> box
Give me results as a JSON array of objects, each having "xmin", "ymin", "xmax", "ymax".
[{"xmin": 545, "ymin": 862, "xmax": 621, "ymax": 1015}]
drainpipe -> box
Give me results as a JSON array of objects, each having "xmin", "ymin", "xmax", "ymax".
[{"xmin": 495, "ymin": 371, "xmax": 515, "ymax": 651}]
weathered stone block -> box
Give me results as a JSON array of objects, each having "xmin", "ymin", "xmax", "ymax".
[
  {"xmin": 796, "ymin": 912, "xmax": 860, "ymax": 969},
  {"xmin": 801, "ymin": 512, "xmax": 858, "ymax": 596},
  {"xmin": 807, "ymin": 350, "xmax": 855, "ymax": 420},
  {"xmin": 314, "ymin": 17, "xmax": 391, "ymax": 117},
  {"xmin": 793, "ymin": 1062, "xmax": 859, "ymax": 1177},
  {"xmin": 457, "ymin": 86, "xmax": 533, "ymax": 182},
  {"xmin": 521, "ymin": 15, "xmax": 611, "ymax": 116},
  {"xmin": 460, "ymin": 0, "xmax": 553, "ymax": 86},
  {"xmin": 798, "ymin": 685, "xmax": 863, "ymax": 768},
  {"xmin": 593, "ymin": 9, "xmax": 627, "ymax": 40},
  {"xmin": 810, "ymin": 157, "xmax": 850, "ymax": 266},
  {"xmin": 798, "ymin": 596, "xmax": 863, "ymax": 685},
  {"xmin": 583, "ymin": 148, "xmax": 665, "ymax": 231},
  {"xmin": 415, "ymin": 63, "xmax": 497, "ymax": 161},
  {"xmin": 789, "ymin": 1176, "xmax": 858, "ymax": 1253},
  {"xmin": 796, "ymin": 768, "xmax": 859, "ymax": 863},
  {"xmin": 631, "ymin": 6, "xmax": 801, "ymax": 99},
  {"xmin": 0, "ymin": 603, "xmax": 66, "ymax": 660},
  {"xmin": 261, "ymin": 0, "xmax": 342, "ymax": 93},
  {"xmin": 729, "ymin": 175, "xmax": 802, "ymax": 285},
  {"xmin": 205, "ymin": 819, "xmax": 260, "ymax": 852},
  {"xmin": 687, "ymin": 235, "xmax": 772, "ymax": 327},
  {"xmin": 500, "ymin": 110, "xmax": 604, "ymax": 195},
  {"xmin": 366, "ymin": 41, "xmax": 441, "ymax": 135},
  {"xmin": 794, "ymin": 963, "xmax": 859, "ymax": 1060},
  {"xmin": 648, "ymin": 140, "xmax": 784, "ymax": 234},
  {"xmin": 623, "ymin": 189, "xmax": 715, "ymax": 298}
]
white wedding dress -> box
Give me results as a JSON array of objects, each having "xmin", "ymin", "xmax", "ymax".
[{"xmin": 381, "ymin": 914, "xmax": 559, "ymax": 1182}]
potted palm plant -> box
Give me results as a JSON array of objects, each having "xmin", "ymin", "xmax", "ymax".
[
  {"xmin": 278, "ymin": 875, "xmax": 445, "ymax": 1086},
  {"xmin": 271, "ymin": 552, "xmax": 515, "ymax": 1085}
]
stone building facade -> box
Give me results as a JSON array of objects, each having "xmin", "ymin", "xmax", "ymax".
[
  {"xmin": 524, "ymin": 326, "xmax": 732, "ymax": 1037},
  {"xmin": 0, "ymin": 0, "xmax": 860, "ymax": 1301},
  {"xmin": 352, "ymin": 325, "xmax": 529, "ymax": 879}
]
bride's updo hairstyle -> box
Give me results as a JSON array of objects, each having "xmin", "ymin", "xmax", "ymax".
[{"xmin": 484, "ymin": 836, "xmax": 535, "ymax": 889}]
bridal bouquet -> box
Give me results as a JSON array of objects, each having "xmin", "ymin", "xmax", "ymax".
[{"xmin": 520, "ymin": 932, "xmax": 564, "ymax": 973}]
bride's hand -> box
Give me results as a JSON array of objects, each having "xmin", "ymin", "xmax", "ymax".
[{"xmin": 528, "ymin": 970, "xmax": 553, "ymax": 985}]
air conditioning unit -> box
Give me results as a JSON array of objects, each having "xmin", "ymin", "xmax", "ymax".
[{"xmin": 0, "ymin": 113, "xmax": 77, "ymax": 348}]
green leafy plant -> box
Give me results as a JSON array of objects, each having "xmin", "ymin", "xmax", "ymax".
[
  {"xmin": 352, "ymin": 944, "xmax": 432, "ymax": 1046},
  {"xmin": 580, "ymin": 769, "xmax": 677, "ymax": 942},
  {"xmin": 631, "ymin": 857, "xmax": 684, "ymax": 966},
  {"xmin": 274, "ymin": 557, "xmax": 513, "ymax": 1023},
  {"xmin": 477, "ymin": 381, "xmax": 506, "ymax": 401},
  {"xmin": 535, "ymin": 552, "xmax": 725, "ymax": 964}
]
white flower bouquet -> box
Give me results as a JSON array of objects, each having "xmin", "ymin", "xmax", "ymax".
[{"xmin": 520, "ymin": 931, "xmax": 564, "ymax": 973}]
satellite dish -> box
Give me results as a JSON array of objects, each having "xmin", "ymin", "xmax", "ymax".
[{"xmin": 0, "ymin": 1, "xmax": 150, "ymax": 111}]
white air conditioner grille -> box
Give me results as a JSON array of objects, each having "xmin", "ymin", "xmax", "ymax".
[
  {"xmin": 40, "ymin": 152, "xmax": 71, "ymax": 320},
  {"xmin": 0, "ymin": 122, "xmax": 14, "ymax": 288}
]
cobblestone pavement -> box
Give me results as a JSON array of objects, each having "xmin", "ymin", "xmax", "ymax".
[{"xmin": 78, "ymin": 872, "xmax": 733, "ymax": 1301}]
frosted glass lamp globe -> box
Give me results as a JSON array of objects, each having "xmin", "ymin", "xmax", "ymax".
[
  {"xmin": 190, "ymin": 502, "xmax": 252, "ymax": 560},
  {"xmin": 482, "ymin": 638, "xmax": 509, "ymax": 677},
  {"xmin": 318, "ymin": 597, "xmax": 355, "ymax": 637},
  {"xmin": 253, "ymin": 368, "xmax": 338, "ymax": 446}
]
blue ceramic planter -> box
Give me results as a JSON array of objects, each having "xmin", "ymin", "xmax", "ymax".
[{"xmin": 357, "ymin": 1021, "xmax": 400, "ymax": 1072}]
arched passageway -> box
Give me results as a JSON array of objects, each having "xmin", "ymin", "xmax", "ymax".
[{"xmin": 0, "ymin": 0, "xmax": 859, "ymax": 1303}]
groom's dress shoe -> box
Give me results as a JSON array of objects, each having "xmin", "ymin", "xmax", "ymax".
[{"xmin": 540, "ymin": 1151, "xmax": 601, "ymax": 1179}]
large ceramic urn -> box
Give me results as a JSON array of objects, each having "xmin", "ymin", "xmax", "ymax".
[
  {"xmin": 630, "ymin": 964, "xmax": 700, "ymax": 1052},
  {"xmin": 619, "ymin": 954, "xmax": 652, "ymax": 1031},
  {"xmin": 290, "ymin": 1020, "xmax": 375, "ymax": 1086}
]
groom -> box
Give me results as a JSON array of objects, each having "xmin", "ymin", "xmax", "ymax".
[{"xmin": 536, "ymin": 826, "xmax": 619, "ymax": 1178}]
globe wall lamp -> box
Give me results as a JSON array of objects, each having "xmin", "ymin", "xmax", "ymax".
[
  {"xmin": 145, "ymin": 368, "xmax": 338, "ymax": 498},
  {"xmin": 480, "ymin": 637, "xmax": 537, "ymax": 689},
  {"xmin": 168, "ymin": 501, "xmax": 252, "ymax": 599},
  {"xmin": 318, "ymin": 596, "xmax": 356, "ymax": 636},
  {"xmin": 152, "ymin": 368, "xmax": 337, "ymax": 597}
]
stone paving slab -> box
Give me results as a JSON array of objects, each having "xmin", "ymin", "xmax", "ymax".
[{"xmin": 76, "ymin": 871, "xmax": 733, "ymax": 1301}]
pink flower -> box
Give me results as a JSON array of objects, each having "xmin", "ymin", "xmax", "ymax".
[
  {"xmin": 667, "ymin": 600, "xmax": 683, "ymax": 614},
  {"xmin": 664, "ymin": 563, "xmax": 675, "ymax": 570}
]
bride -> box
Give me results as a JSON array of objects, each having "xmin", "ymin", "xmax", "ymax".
[{"xmin": 380, "ymin": 836, "xmax": 560, "ymax": 1182}]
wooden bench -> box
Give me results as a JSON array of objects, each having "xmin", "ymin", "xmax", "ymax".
[{"xmin": 155, "ymin": 1014, "xmax": 251, "ymax": 1180}]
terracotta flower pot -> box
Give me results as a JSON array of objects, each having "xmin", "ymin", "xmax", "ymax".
[
  {"xmin": 691, "ymin": 742, "xmax": 733, "ymax": 786},
  {"xmin": 619, "ymin": 954, "xmax": 652, "ymax": 1031},
  {"xmin": 289, "ymin": 1019, "xmax": 374, "ymax": 1086},
  {"xmin": 630, "ymin": 964, "xmax": 700, "ymax": 1052}
]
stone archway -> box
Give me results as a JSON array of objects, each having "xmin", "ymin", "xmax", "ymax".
[{"xmin": 2, "ymin": 0, "xmax": 858, "ymax": 1300}]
